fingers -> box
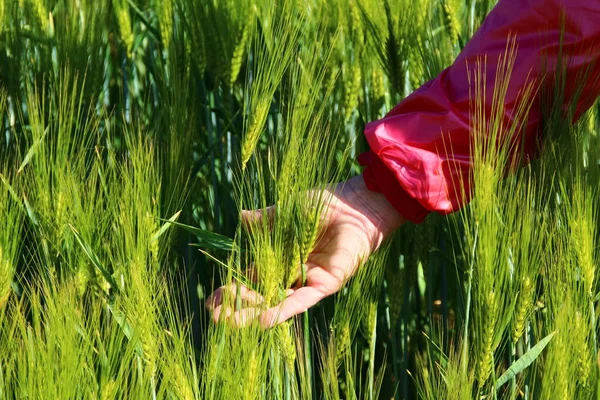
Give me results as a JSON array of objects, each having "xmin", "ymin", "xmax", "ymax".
[
  {"xmin": 205, "ymin": 284, "xmax": 264, "ymax": 311},
  {"xmin": 211, "ymin": 306, "xmax": 262, "ymax": 327},
  {"xmin": 212, "ymin": 306, "xmax": 260, "ymax": 328},
  {"xmin": 210, "ymin": 287, "xmax": 296, "ymax": 327},
  {"xmin": 208, "ymin": 285, "xmax": 318, "ymax": 329},
  {"xmin": 206, "ymin": 284, "xmax": 265, "ymax": 327},
  {"xmin": 206, "ymin": 265, "xmax": 341, "ymax": 328},
  {"xmin": 256, "ymin": 266, "xmax": 343, "ymax": 328},
  {"xmin": 241, "ymin": 206, "xmax": 275, "ymax": 228},
  {"xmin": 259, "ymin": 286, "xmax": 328, "ymax": 328}
]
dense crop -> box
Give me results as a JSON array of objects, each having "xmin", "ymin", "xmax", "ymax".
[{"xmin": 0, "ymin": 0, "xmax": 598, "ymax": 399}]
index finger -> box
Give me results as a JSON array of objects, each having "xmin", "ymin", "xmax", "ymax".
[
  {"xmin": 241, "ymin": 206, "xmax": 275, "ymax": 227},
  {"xmin": 259, "ymin": 286, "xmax": 328, "ymax": 328}
]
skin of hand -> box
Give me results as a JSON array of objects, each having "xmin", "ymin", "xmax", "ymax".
[{"xmin": 205, "ymin": 174, "xmax": 406, "ymax": 328}]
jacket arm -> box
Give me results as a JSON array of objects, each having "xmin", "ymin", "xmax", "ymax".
[{"xmin": 360, "ymin": 0, "xmax": 600, "ymax": 223}]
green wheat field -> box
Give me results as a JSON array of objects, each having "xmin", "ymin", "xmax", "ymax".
[{"xmin": 0, "ymin": 0, "xmax": 599, "ymax": 398}]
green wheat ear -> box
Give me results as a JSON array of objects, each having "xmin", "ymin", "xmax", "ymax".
[
  {"xmin": 114, "ymin": 0, "xmax": 134, "ymax": 56},
  {"xmin": 231, "ymin": 22, "xmax": 251, "ymax": 87},
  {"xmin": 156, "ymin": 0, "xmax": 174, "ymax": 49},
  {"xmin": 0, "ymin": 1, "xmax": 4, "ymax": 32},
  {"xmin": 241, "ymin": 98, "xmax": 270, "ymax": 171},
  {"xmin": 343, "ymin": 63, "xmax": 362, "ymax": 121},
  {"xmin": 477, "ymin": 289, "xmax": 497, "ymax": 386},
  {"xmin": 30, "ymin": 0, "xmax": 49, "ymax": 33},
  {"xmin": 277, "ymin": 321, "xmax": 297, "ymax": 370},
  {"xmin": 300, "ymin": 204, "xmax": 321, "ymax": 264},
  {"xmin": 511, "ymin": 276, "xmax": 534, "ymax": 344},
  {"xmin": 441, "ymin": 0, "xmax": 461, "ymax": 45}
]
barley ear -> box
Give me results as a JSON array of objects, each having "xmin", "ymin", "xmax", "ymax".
[
  {"xmin": 243, "ymin": 350, "xmax": 260, "ymax": 400},
  {"xmin": 157, "ymin": 0, "xmax": 173, "ymax": 50},
  {"xmin": 287, "ymin": 240, "xmax": 301, "ymax": 288},
  {"xmin": 344, "ymin": 63, "xmax": 361, "ymax": 121},
  {"xmin": 231, "ymin": 23, "xmax": 250, "ymax": 87},
  {"xmin": 442, "ymin": 0, "xmax": 461, "ymax": 45},
  {"xmin": 171, "ymin": 363, "xmax": 195, "ymax": 400},
  {"xmin": 277, "ymin": 321, "xmax": 297, "ymax": 370},
  {"xmin": 511, "ymin": 277, "xmax": 533, "ymax": 343},
  {"xmin": 241, "ymin": 99, "xmax": 270, "ymax": 171},
  {"xmin": 300, "ymin": 205, "xmax": 321, "ymax": 264},
  {"xmin": 0, "ymin": 253, "xmax": 11, "ymax": 309},
  {"xmin": 574, "ymin": 312, "xmax": 592, "ymax": 388},
  {"xmin": 30, "ymin": 0, "xmax": 48, "ymax": 33},
  {"xmin": 114, "ymin": 0, "xmax": 134, "ymax": 56},
  {"xmin": 335, "ymin": 322, "xmax": 352, "ymax": 366},
  {"xmin": 477, "ymin": 290, "xmax": 497, "ymax": 386}
]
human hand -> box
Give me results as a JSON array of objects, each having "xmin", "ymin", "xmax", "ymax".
[{"xmin": 205, "ymin": 174, "xmax": 406, "ymax": 328}]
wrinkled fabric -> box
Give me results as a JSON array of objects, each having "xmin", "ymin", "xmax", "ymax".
[{"xmin": 360, "ymin": 0, "xmax": 600, "ymax": 223}]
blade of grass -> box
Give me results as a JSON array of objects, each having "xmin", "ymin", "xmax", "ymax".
[
  {"xmin": 158, "ymin": 218, "xmax": 234, "ymax": 251},
  {"xmin": 69, "ymin": 224, "xmax": 120, "ymax": 294},
  {"xmin": 495, "ymin": 331, "xmax": 555, "ymax": 390},
  {"xmin": 151, "ymin": 211, "xmax": 182, "ymax": 242}
]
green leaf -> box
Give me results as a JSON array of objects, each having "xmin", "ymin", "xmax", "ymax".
[
  {"xmin": 495, "ymin": 331, "xmax": 556, "ymax": 390},
  {"xmin": 0, "ymin": 174, "xmax": 22, "ymax": 208},
  {"xmin": 69, "ymin": 224, "xmax": 120, "ymax": 294},
  {"xmin": 22, "ymin": 194, "xmax": 39, "ymax": 226},
  {"xmin": 196, "ymin": 248, "xmax": 252, "ymax": 286},
  {"xmin": 125, "ymin": 0, "xmax": 160, "ymax": 41},
  {"xmin": 158, "ymin": 218, "xmax": 234, "ymax": 251},
  {"xmin": 17, "ymin": 126, "xmax": 48, "ymax": 174},
  {"xmin": 151, "ymin": 211, "xmax": 181, "ymax": 243},
  {"xmin": 107, "ymin": 303, "xmax": 144, "ymax": 357}
]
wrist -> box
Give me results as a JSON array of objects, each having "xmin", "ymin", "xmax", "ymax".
[{"xmin": 341, "ymin": 174, "xmax": 406, "ymax": 251}]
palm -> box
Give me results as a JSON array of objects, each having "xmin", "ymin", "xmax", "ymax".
[
  {"xmin": 302, "ymin": 200, "xmax": 374, "ymax": 299},
  {"xmin": 206, "ymin": 175, "xmax": 405, "ymax": 328}
]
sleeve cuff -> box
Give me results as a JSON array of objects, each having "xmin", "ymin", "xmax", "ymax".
[{"xmin": 358, "ymin": 151, "xmax": 430, "ymax": 224}]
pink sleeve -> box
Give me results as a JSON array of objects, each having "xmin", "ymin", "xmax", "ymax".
[{"xmin": 360, "ymin": 0, "xmax": 600, "ymax": 223}]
